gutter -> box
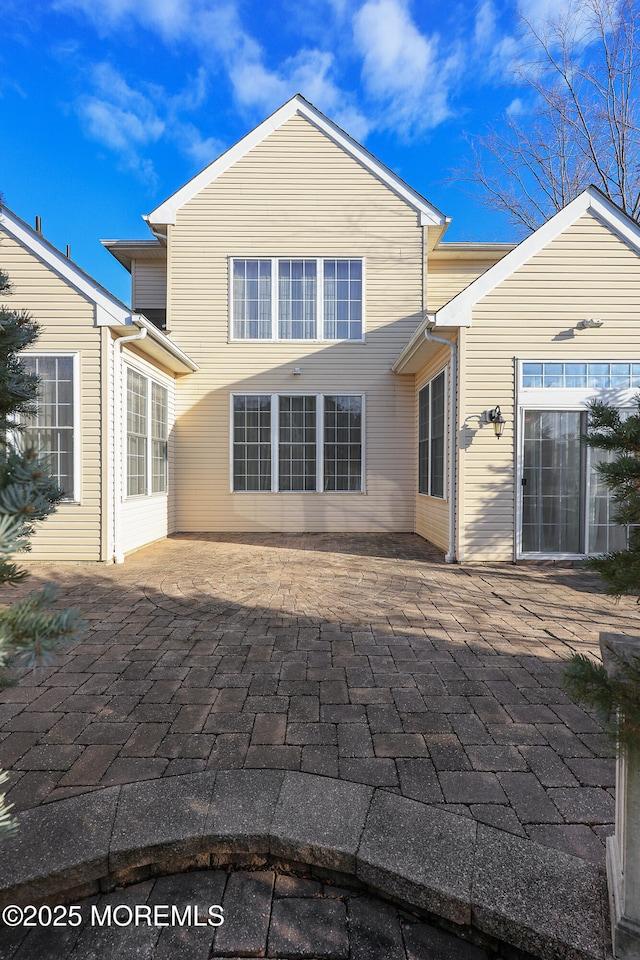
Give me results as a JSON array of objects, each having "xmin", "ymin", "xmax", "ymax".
[
  {"xmin": 113, "ymin": 325, "xmax": 147, "ymax": 563},
  {"xmin": 425, "ymin": 325, "xmax": 457, "ymax": 564}
]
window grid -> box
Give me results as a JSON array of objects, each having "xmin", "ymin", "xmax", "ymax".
[
  {"xmin": 418, "ymin": 370, "xmax": 446, "ymax": 499},
  {"xmin": 323, "ymin": 396, "xmax": 362, "ymax": 492},
  {"xmin": 232, "ymin": 394, "xmax": 363, "ymax": 492},
  {"xmin": 278, "ymin": 260, "xmax": 317, "ymax": 340},
  {"xmin": 233, "ymin": 395, "xmax": 272, "ymax": 491},
  {"xmin": 127, "ymin": 369, "xmax": 148, "ymax": 497},
  {"xmin": 278, "ymin": 395, "xmax": 317, "ymax": 491},
  {"xmin": 231, "ymin": 258, "xmax": 363, "ymax": 341},
  {"xmin": 22, "ymin": 356, "xmax": 75, "ymax": 499},
  {"xmin": 522, "ymin": 362, "xmax": 640, "ymax": 390},
  {"xmin": 151, "ymin": 382, "xmax": 169, "ymax": 494},
  {"xmin": 232, "ymin": 259, "xmax": 272, "ymax": 339},
  {"xmin": 323, "ymin": 260, "xmax": 362, "ymax": 340},
  {"xmin": 126, "ymin": 369, "xmax": 170, "ymax": 498}
]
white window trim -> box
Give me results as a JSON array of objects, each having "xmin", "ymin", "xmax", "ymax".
[
  {"xmin": 22, "ymin": 351, "xmax": 81, "ymax": 504},
  {"xmin": 515, "ymin": 358, "xmax": 637, "ymax": 559},
  {"xmin": 229, "ymin": 392, "xmax": 366, "ymax": 494},
  {"xmin": 417, "ymin": 367, "xmax": 447, "ymax": 501},
  {"xmin": 124, "ymin": 362, "xmax": 170, "ymax": 500},
  {"xmin": 228, "ymin": 257, "xmax": 366, "ymax": 343}
]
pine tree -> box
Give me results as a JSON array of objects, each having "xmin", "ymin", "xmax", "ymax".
[
  {"xmin": 0, "ymin": 267, "xmax": 82, "ymax": 838},
  {"xmin": 563, "ymin": 397, "xmax": 640, "ymax": 747}
]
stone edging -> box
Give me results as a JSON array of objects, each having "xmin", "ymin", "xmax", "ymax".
[{"xmin": 0, "ymin": 770, "xmax": 610, "ymax": 960}]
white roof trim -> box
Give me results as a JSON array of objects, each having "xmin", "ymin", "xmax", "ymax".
[
  {"xmin": 433, "ymin": 187, "xmax": 640, "ymax": 328},
  {"xmin": 146, "ymin": 94, "xmax": 446, "ymax": 228},
  {"xmin": 1, "ymin": 205, "xmax": 131, "ymax": 326},
  {"xmin": 0, "ymin": 205, "xmax": 197, "ymax": 373}
]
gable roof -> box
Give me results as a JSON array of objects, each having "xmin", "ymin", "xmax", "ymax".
[
  {"xmin": 393, "ymin": 185, "xmax": 640, "ymax": 374},
  {"xmin": 146, "ymin": 94, "xmax": 448, "ymax": 229},
  {"xmin": 0, "ymin": 205, "xmax": 197, "ymax": 374},
  {"xmin": 433, "ymin": 185, "xmax": 640, "ymax": 328}
]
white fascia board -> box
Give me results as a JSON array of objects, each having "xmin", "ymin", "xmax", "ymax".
[
  {"xmin": 433, "ymin": 187, "xmax": 640, "ymax": 327},
  {"xmin": 0, "ymin": 205, "xmax": 197, "ymax": 375},
  {"xmin": 132, "ymin": 314, "xmax": 199, "ymax": 373},
  {"xmin": 110, "ymin": 314, "xmax": 198, "ymax": 374},
  {"xmin": 0, "ymin": 205, "xmax": 130, "ymax": 326},
  {"xmin": 392, "ymin": 314, "xmax": 435, "ymax": 373},
  {"xmin": 146, "ymin": 94, "xmax": 447, "ymax": 227}
]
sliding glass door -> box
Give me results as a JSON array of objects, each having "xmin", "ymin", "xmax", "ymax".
[
  {"xmin": 521, "ymin": 409, "xmax": 625, "ymax": 556},
  {"xmin": 522, "ymin": 411, "xmax": 583, "ymax": 553}
]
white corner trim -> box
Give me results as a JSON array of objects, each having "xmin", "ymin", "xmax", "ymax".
[
  {"xmin": 434, "ymin": 187, "xmax": 640, "ymax": 327},
  {"xmin": 146, "ymin": 95, "xmax": 446, "ymax": 227}
]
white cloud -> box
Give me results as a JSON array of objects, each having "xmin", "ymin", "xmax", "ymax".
[
  {"xmin": 353, "ymin": 0, "xmax": 459, "ymax": 135},
  {"xmin": 56, "ymin": 0, "xmax": 192, "ymax": 40},
  {"xmin": 75, "ymin": 62, "xmax": 224, "ymax": 186},
  {"xmin": 59, "ymin": 0, "xmax": 544, "ymax": 153},
  {"xmin": 474, "ymin": 0, "xmax": 496, "ymax": 47},
  {"xmin": 196, "ymin": 3, "xmax": 371, "ymax": 137},
  {"xmin": 506, "ymin": 96, "xmax": 525, "ymax": 115}
]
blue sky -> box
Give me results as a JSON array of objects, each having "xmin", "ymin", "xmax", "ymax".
[{"xmin": 1, "ymin": 0, "xmax": 561, "ymax": 304}]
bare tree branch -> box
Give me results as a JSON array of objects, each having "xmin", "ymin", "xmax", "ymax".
[{"xmin": 454, "ymin": 0, "xmax": 640, "ymax": 233}]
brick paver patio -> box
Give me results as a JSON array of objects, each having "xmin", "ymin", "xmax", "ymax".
[{"xmin": 0, "ymin": 533, "xmax": 635, "ymax": 865}]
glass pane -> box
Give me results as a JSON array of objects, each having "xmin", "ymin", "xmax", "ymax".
[
  {"xmin": 324, "ymin": 396, "xmax": 362, "ymax": 491},
  {"xmin": 323, "ymin": 259, "xmax": 362, "ymax": 340},
  {"xmin": 588, "ymin": 446, "xmax": 627, "ymax": 554},
  {"xmin": 279, "ymin": 261, "xmax": 316, "ymax": 339},
  {"xmin": 233, "ymin": 395, "xmax": 271, "ymax": 491},
  {"xmin": 278, "ymin": 396, "xmax": 316, "ymax": 491},
  {"xmin": 20, "ymin": 355, "xmax": 75, "ymax": 498},
  {"xmin": 430, "ymin": 372, "xmax": 445, "ymax": 498},
  {"xmin": 233, "ymin": 260, "xmax": 272, "ymax": 339},
  {"xmin": 522, "ymin": 411, "xmax": 582, "ymax": 553}
]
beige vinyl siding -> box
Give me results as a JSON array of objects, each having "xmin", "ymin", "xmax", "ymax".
[
  {"xmin": 120, "ymin": 350, "xmax": 176, "ymax": 554},
  {"xmin": 132, "ymin": 259, "xmax": 166, "ymax": 311},
  {"xmin": 460, "ymin": 211, "xmax": 640, "ymax": 561},
  {"xmin": 414, "ymin": 348, "xmax": 451, "ymax": 551},
  {"xmin": 168, "ymin": 114, "xmax": 422, "ymax": 533},
  {"xmin": 0, "ymin": 228, "xmax": 103, "ymax": 561},
  {"xmin": 428, "ymin": 257, "xmax": 502, "ymax": 312}
]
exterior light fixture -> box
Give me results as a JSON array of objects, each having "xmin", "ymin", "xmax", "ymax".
[
  {"xmin": 293, "ymin": 367, "xmax": 302, "ymax": 376},
  {"xmin": 487, "ymin": 406, "xmax": 505, "ymax": 438},
  {"xmin": 577, "ymin": 318, "xmax": 604, "ymax": 329}
]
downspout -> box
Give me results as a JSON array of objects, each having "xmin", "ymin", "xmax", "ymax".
[
  {"xmin": 424, "ymin": 325, "xmax": 457, "ymax": 563},
  {"xmin": 113, "ymin": 325, "xmax": 147, "ymax": 563}
]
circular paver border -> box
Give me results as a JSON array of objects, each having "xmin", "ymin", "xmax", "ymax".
[{"xmin": 0, "ymin": 770, "xmax": 610, "ymax": 960}]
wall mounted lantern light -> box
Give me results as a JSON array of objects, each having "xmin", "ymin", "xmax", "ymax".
[{"xmin": 486, "ymin": 406, "xmax": 505, "ymax": 438}]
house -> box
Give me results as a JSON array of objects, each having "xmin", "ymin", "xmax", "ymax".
[
  {"xmin": 0, "ymin": 207, "xmax": 197, "ymax": 563},
  {"xmin": 3, "ymin": 94, "xmax": 640, "ymax": 564}
]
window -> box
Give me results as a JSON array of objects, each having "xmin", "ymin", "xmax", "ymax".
[
  {"xmin": 22, "ymin": 355, "xmax": 75, "ymax": 499},
  {"xmin": 232, "ymin": 394, "xmax": 363, "ymax": 492},
  {"xmin": 418, "ymin": 370, "xmax": 446, "ymax": 499},
  {"xmin": 151, "ymin": 383, "xmax": 168, "ymax": 494},
  {"xmin": 522, "ymin": 362, "xmax": 640, "ymax": 390},
  {"xmin": 231, "ymin": 259, "xmax": 363, "ymax": 341},
  {"xmin": 232, "ymin": 395, "xmax": 272, "ymax": 491},
  {"xmin": 518, "ymin": 359, "xmax": 633, "ymax": 556},
  {"xmin": 324, "ymin": 395, "xmax": 362, "ymax": 491},
  {"xmin": 126, "ymin": 367, "xmax": 168, "ymax": 497}
]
